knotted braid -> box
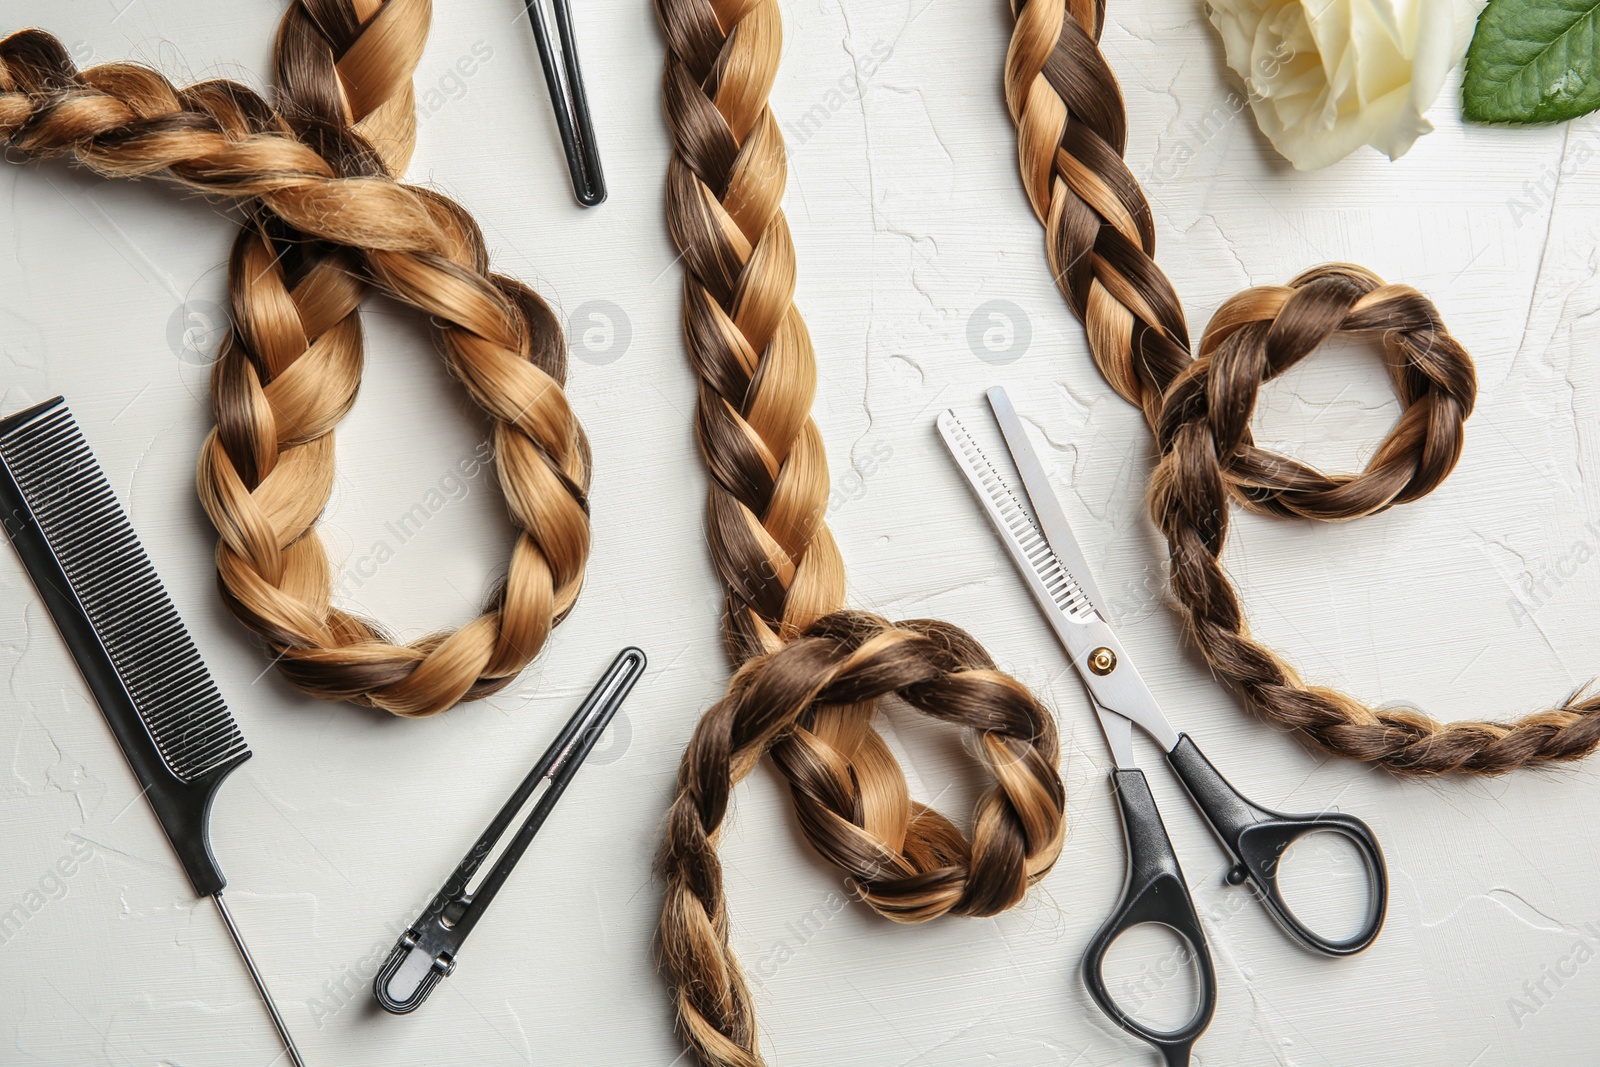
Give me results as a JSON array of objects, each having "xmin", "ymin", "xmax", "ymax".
[
  {"xmin": 654, "ymin": 1, "xmax": 1066, "ymax": 1062},
  {"xmin": 0, "ymin": 9, "xmax": 590, "ymax": 717},
  {"xmin": 662, "ymin": 614, "xmax": 1065, "ymax": 1065},
  {"xmin": 1003, "ymin": 0, "xmax": 1600, "ymax": 773}
]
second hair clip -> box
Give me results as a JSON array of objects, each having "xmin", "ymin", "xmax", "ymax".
[
  {"xmin": 520, "ymin": 0, "xmax": 605, "ymax": 206},
  {"xmin": 375, "ymin": 648, "xmax": 646, "ymax": 1013}
]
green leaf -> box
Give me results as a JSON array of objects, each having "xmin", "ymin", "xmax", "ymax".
[{"xmin": 1463, "ymin": 0, "xmax": 1600, "ymax": 124}]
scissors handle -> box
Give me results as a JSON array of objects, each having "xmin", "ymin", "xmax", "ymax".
[
  {"xmin": 1166, "ymin": 735, "xmax": 1388, "ymax": 956},
  {"xmin": 1082, "ymin": 769, "xmax": 1217, "ymax": 1067}
]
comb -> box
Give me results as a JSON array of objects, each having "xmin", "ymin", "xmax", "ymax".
[{"xmin": 0, "ymin": 397, "xmax": 305, "ymax": 1066}]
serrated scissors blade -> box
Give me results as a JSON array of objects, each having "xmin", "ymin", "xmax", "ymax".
[
  {"xmin": 936, "ymin": 408, "xmax": 1100, "ymax": 626},
  {"xmin": 937, "ymin": 397, "xmax": 1179, "ymax": 762},
  {"xmin": 984, "ymin": 386, "xmax": 1111, "ymax": 620}
]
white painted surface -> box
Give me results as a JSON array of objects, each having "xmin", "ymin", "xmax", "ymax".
[{"xmin": 1, "ymin": 0, "xmax": 1597, "ymax": 1064}]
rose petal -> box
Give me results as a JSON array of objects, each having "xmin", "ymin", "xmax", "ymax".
[{"xmin": 1209, "ymin": 0, "xmax": 1458, "ymax": 168}]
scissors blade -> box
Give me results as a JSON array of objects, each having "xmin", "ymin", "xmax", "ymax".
[
  {"xmin": 936, "ymin": 408, "xmax": 1100, "ymax": 627},
  {"xmin": 938, "ymin": 400, "xmax": 1181, "ymax": 763},
  {"xmin": 985, "ymin": 386, "xmax": 1111, "ymax": 621},
  {"xmin": 1092, "ymin": 698, "xmax": 1138, "ymax": 768}
]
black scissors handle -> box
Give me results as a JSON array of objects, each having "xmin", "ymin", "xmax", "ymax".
[
  {"xmin": 1167, "ymin": 734, "xmax": 1388, "ymax": 956},
  {"xmin": 1083, "ymin": 769, "xmax": 1217, "ymax": 1067}
]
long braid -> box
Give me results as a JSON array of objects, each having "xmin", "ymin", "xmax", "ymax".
[
  {"xmin": 654, "ymin": 1, "xmax": 1067, "ymax": 1062},
  {"xmin": 1003, "ymin": 0, "xmax": 1600, "ymax": 773},
  {"xmin": 0, "ymin": 10, "xmax": 591, "ymax": 717},
  {"xmin": 273, "ymin": 0, "xmax": 429, "ymax": 177}
]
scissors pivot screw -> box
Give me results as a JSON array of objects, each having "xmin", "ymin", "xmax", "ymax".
[{"xmin": 1088, "ymin": 647, "xmax": 1118, "ymax": 675}]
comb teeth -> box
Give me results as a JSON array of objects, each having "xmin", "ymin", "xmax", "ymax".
[
  {"xmin": 938, "ymin": 410, "xmax": 1097, "ymax": 622},
  {"xmin": 0, "ymin": 403, "xmax": 247, "ymax": 781}
]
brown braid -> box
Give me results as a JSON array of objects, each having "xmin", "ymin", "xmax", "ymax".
[
  {"xmin": 653, "ymin": 0, "xmax": 1067, "ymax": 1062},
  {"xmin": 0, "ymin": 6, "xmax": 591, "ymax": 717},
  {"xmin": 1003, "ymin": 0, "xmax": 1600, "ymax": 773}
]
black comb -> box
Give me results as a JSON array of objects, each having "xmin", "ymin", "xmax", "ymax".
[{"xmin": 0, "ymin": 397, "xmax": 306, "ymax": 1066}]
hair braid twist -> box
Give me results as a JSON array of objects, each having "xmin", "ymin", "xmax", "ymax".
[
  {"xmin": 0, "ymin": 8, "xmax": 591, "ymax": 716},
  {"xmin": 654, "ymin": 1, "xmax": 1067, "ymax": 1062},
  {"xmin": 1003, "ymin": 0, "xmax": 1600, "ymax": 773}
]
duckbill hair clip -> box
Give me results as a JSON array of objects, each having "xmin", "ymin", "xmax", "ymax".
[
  {"xmin": 520, "ymin": 0, "xmax": 606, "ymax": 206},
  {"xmin": 374, "ymin": 647, "xmax": 646, "ymax": 1013}
]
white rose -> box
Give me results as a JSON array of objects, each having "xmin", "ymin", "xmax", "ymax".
[{"xmin": 1206, "ymin": 0, "xmax": 1461, "ymax": 169}]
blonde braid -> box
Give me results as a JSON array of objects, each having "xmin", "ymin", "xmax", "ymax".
[
  {"xmin": 1003, "ymin": 0, "xmax": 1600, "ymax": 772},
  {"xmin": 1, "ymin": 10, "xmax": 591, "ymax": 716},
  {"xmin": 654, "ymin": 1, "xmax": 1068, "ymax": 1063}
]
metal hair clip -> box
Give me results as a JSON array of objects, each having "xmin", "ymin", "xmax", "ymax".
[
  {"xmin": 374, "ymin": 647, "xmax": 646, "ymax": 1013},
  {"xmin": 521, "ymin": 0, "xmax": 606, "ymax": 206}
]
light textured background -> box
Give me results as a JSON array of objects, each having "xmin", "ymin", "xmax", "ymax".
[{"xmin": 2, "ymin": 0, "xmax": 1598, "ymax": 1064}]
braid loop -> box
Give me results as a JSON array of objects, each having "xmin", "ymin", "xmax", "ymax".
[
  {"xmin": 654, "ymin": 1, "xmax": 1067, "ymax": 1062},
  {"xmin": 661, "ymin": 613, "xmax": 1064, "ymax": 1064},
  {"xmin": 1004, "ymin": 0, "xmax": 1600, "ymax": 773},
  {"xmin": 1, "ymin": 3, "xmax": 591, "ymax": 717}
]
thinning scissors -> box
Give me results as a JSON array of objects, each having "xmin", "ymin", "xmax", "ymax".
[{"xmin": 937, "ymin": 387, "xmax": 1387, "ymax": 1067}]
